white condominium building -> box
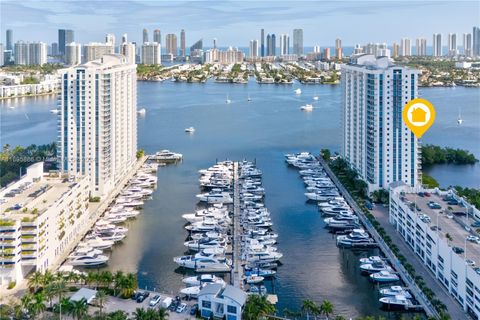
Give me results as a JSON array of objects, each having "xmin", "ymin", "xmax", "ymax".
[
  {"xmin": 120, "ymin": 42, "xmax": 136, "ymax": 64},
  {"xmin": 389, "ymin": 184, "xmax": 480, "ymax": 319},
  {"xmin": 341, "ymin": 55, "xmax": 421, "ymax": 191},
  {"xmin": 83, "ymin": 42, "xmax": 114, "ymax": 63},
  {"xmin": 0, "ymin": 163, "xmax": 90, "ymax": 287},
  {"xmin": 65, "ymin": 42, "xmax": 82, "ymax": 66},
  {"xmin": 141, "ymin": 42, "xmax": 161, "ymax": 65},
  {"xmin": 400, "ymin": 38, "xmax": 411, "ymax": 56},
  {"xmin": 58, "ymin": 54, "xmax": 137, "ymax": 196},
  {"xmin": 14, "ymin": 41, "xmax": 47, "ymax": 65}
]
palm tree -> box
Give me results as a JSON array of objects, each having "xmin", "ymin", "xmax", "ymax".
[
  {"xmin": 301, "ymin": 299, "xmax": 319, "ymax": 320},
  {"xmin": 320, "ymin": 300, "xmax": 334, "ymax": 320},
  {"xmin": 156, "ymin": 307, "xmax": 169, "ymax": 319},
  {"xmin": 28, "ymin": 271, "xmax": 44, "ymax": 292},
  {"xmin": 242, "ymin": 295, "xmax": 275, "ymax": 320},
  {"xmin": 95, "ymin": 290, "xmax": 109, "ymax": 315},
  {"xmin": 113, "ymin": 271, "xmax": 124, "ymax": 296},
  {"xmin": 28, "ymin": 293, "xmax": 46, "ymax": 319},
  {"xmin": 43, "ymin": 283, "xmax": 57, "ymax": 309},
  {"xmin": 53, "ymin": 279, "xmax": 69, "ymax": 320},
  {"xmin": 21, "ymin": 293, "xmax": 33, "ymax": 313},
  {"xmin": 99, "ymin": 271, "xmax": 113, "ymax": 289},
  {"xmin": 70, "ymin": 298, "xmax": 88, "ymax": 320},
  {"xmin": 133, "ymin": 307, "xmax": 147, "ymax": 320},
  {"xmin": 118, "ymin": 273, "xmax": 137, "ymax": 298}
]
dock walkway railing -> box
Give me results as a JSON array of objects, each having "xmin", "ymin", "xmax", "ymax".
[{"xmin": 317, "ymin": 156, "xmax": 438, "ymax": 318}]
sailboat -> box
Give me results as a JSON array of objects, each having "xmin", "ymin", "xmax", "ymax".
[
  {"xmin": 225, "ymin": 95, "xmax": 231, "ymax": 104},
  {"xmin": 457, "ymin": 108, "xmax": 463, "ymax": 125}
]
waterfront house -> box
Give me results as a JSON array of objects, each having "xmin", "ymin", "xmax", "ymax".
[{"xmin": 198, "ymin": 284, "xmax": 247, "ymax": 320}]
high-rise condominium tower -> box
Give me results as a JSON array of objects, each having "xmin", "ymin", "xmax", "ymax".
[
  {"xmin": 83, "ymin": 42, "xmax": 114, "ymax": 63},
  {"xmin": 249, "ymin": 40, "xmax": 259, "ymax": 58},
  {"xmin": 143, "ymin": 28, "xmax": 149, "ymax": 43},
  {"xmin": 58, "ymin": 54, "xmax": 137, "ymax": 196},
  {"xmin": 105, "ymin": 33, "xmax": 115, "ymax": 47},
  {"xmin": 463, "ymin": 33, "xmax": 472, "ymax": 57},
  {"xmin": 180, "ymin": 29, "xmax": 186, "ymax": 57},
  {"xmin": 58, "ymin": 29, "xmax": 74, "ymax": 56},
  {"xmin": 166, "ymin": 34, "xmax": 177, "ymax": 56},
  {"xmin": 415, "ymin": 38, "xmax": 427, "ymax": 56},
  {"xmin": 6, "ymin": 29, "xmax": 13, "ymax": 51},
  {"xmin": 432, "ymin": 33, "xmax": 442, "ymax": 56},
  {"xmin": 65, "ymin": 42, "xmax": 82, "ymax": 66},
  {"xmin": 266, "ymin": 34, "xmax": 276, "ymax": 56},
  {"xmin": 153, "ymin": 29, "xmax": 161, "ymax": 44},
  {"xmin": 448, "ymin": 33, "xmax": 457, "ymax": 56},
  {"xmin": 400, "ymin": 38, "xmax": 411, "ymax": 56},
  {"xmin": 279, "ymin": 34, "xmax": 289, "ymax": 56},
  {"xmin": 121, "ymin": 42, "xmax": 136, "ymax": 64},
  {"xmin": 341, "ymin": 55, "xmax": 420, "ymax": 191},
  {"xmin": 260, "ymin": 29, "xmax": 265, "ymax": 57},
  {"xmin": 335, "ymin": 38, "xmax": 343, "ymax": 59},
  {"xmin": 142, "ymin": 42, "xmax": 161, "ymax": 64},
  {"xmin": 473, "ymin": 26, "xmax": 480, "ymax": 57},
  {"xmin": 293, "ymin": 29, "xmax": 303, "ymax": 55},
  {"xmin": 14, "ymin": 41, "xmax": 47, "ymax": 65}
]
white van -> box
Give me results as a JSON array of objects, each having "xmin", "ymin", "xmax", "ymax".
[{"xmin": 161, "ymin": 297, "xmax": 173, "ymax": 308}]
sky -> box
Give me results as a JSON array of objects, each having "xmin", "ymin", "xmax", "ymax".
[{"xmin": 1, "ymin": 0, "xmax": 479, "ymax": 47}]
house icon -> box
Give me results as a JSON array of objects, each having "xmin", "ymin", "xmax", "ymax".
[{"xmin": 411, "ymin": 107, "xmax": 427, "ymax": 123}]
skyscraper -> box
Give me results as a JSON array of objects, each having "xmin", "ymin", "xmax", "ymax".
[
  {"xmin": 415, "ymin": 38, "xmax": 427, "ymax": 56},
  {"xmin": 448, "ymin": 33, "xmax": 457, "ymax": 56},
  {"xmin": 83, "ymin": 42, "xmax": 114, "ymax": 63},
  {"xmin": 122, "ymin": 33, "xmax": 128, "ymax": 44},
  {"xmin": 463, "ymin": 33, "xmax": 472, "ymax": 57},
  {"xmin": 190, "ymin": 39, "xmax": 203, "ymax": 57},
  {"xmin": 323, "ymin": 47, "xmax": 330, "ymax": 60},
  {"xmin": 473, "ymin": 26, "xmax": 480, "ymax": 57},
  {"xmin": 165, "ymin": 34, "xmax": 177, "ymax": 56},
  {"xmin": 293, "ymin": 29, "xmax": 303, "ymax": 56},
  {"xmin": 0, "ymin": 44, "xmax": 4, "ymax": 67},
  {"xmin": 58, "ymin": 29, "xmax": 74, "ymax": 56},
  {"xmin": 14, "ymin": 41, "xmax": 47, "ymax": 65},
  {"xmin": 279, "ymin": 34, "xmax": 289, "ymax": 56},
  {"xmin": 180, "ymin": 29, "xmax": 186, "ymax": 57},
  {"xmin": 392, "ymin": 42, "xmax": 399, "ymax": 58},
  {"xmin": 58, "ymin": 54, "xmax": 137, "ymax": 196},
  {"xmin": 141, "ymin": 42, "xmax": 161, "ymax": 64},
  {"xmin": 260, "ymin": 29, "xmax": 265, "ymax": 57},
  {"xmin": 105, "ymin": 33, "xmax": 115, "ymax": 47},
  {"xmin": 433, "ymin": 33, "xmax": 442, "ymax": 56},
  {"xmin": 341, "ymin": 55, "xmax": 420, "ymax": 191},
  {"xmin": 121, "ymin": 42, "xmax": 136, "ymax": 64},
  {"xmin": 143, "ymin": 28, "xmax": 149, "ymax": 43},
  {"xmin": 249, "ymin": 40, "xmax": 259, "ymax": 58},
  {"xmin": 153, "ymin": 29, "xmax": 161, "ymax": 44},
  {"xmin": 6, "ymin": 29, "xmax": 13, "ymax": 51},
  {"xmin": 65, "ymin": 42, "xmax": 82, "ymax": 66},
  {"xmin": 51, "ymin": 42, "xmax": 58, "ymax": 56},
  {"xmin": 400, "ymin": 38, "xmax": 411, "ymax": 56},
  {"xmin": 266, "ymin": 34, "xmax": 276, "ymax": 56},
  {"xmin": 335, "ymin": 38, "xmax": 342, "ymax": 59},
  {"xmin": 213, "ymin": 38, "xmax": 217, "ymax": 49}
]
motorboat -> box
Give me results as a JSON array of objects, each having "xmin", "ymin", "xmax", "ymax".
[
  {"xmin": 359, "ymin": 256, "xmax": 384, "ymax": 264},
  {"xmin": 306, "ymin": 192, "xmax": 341, "ymax": 202},
  {"xmin": 196, "ymin": 190, "xmax": 233, "ymax": 204},
  {"xmin": 379, "ymin": 295, "xmax": 414, "ymax": 310},
  {"xmin": 370, "ymin": 271, "xmax": 400, "ymax": 283},
  {"xmin": 247, "ymin": 94, "xmax": 252, "ymax": 102},
  {"xmin": 245, "ymin": 275, "xmax": 264, "ymax": 284},
  {"xmin": 320, "ymin": 206, "xmax": 351, "ymax": 216},
  {"xmin": 244, "ymin": 269, "xmax": 276, "ymax": 278},
  {"xmin": 185, "ymin": 127, "xmax": 195, "ymax": 133},
  {"xmin": 180, "ymin": 286, "xmax": 201, "ymax": 298},
  {"xmin": 182, "ymin": 274, "xmax": 226, "ymax": 287},
  {"xmin": 244, "ymin": 247, "xmax": 283, "ymax": 263},
  {"xmin": 190, "ymin": 231, "xmax": 224, "ymax": 241},
  {"xmin": 67, "ymin": 247, "xmax": 108, "ymax": 266},
  {"xmin": 360, "ymin": 261, "xmax": 393, "ymax": 274},
  {"xmin": 379, "ymin": 286, "xmax": 412, "ymax": 299},
  {"xmin": 324, "ymin": 214, "xmax": 359, "ymax": 230},
  {"xmin": 248, "ymin": 285, "xmax": 267, "ymax": 296},
  {"xmin": 313, "ymin": 95, "xmax": 319, "ymax": 101},
  {"xmin": 336, "ymin": 229, "xmax": 375, "ymax": 247},
  {"xmin": 137, "ymin": 108, "xmax": 146, "ymax": 116},
  {"xmin": 80, "ymin": 237, "xmax": 114, "ymax": 250},
  {"xmin": 173, "ymin": 255, "xmax": 231, "ymax": 272},
  {"xmin": 185, "ymin": 219, "xmax": 228, "ymax": 233},
  {"xmin": 86, "ymin": 231, "xmax": 125, "ymax": 243},
  {"xmin": 50, "ymin": 109, "xmax": 60, "ymax": 114},
  {"xmin": 300, "ymin": 104, "xmax": 313, "ymax": 111},
  {"xmin": 152, "ymin": 150, "xmax": 183, "ymax": 161},
  {"xmin": 184, "ymin": 237, "xmax": 227, "ymax": 251},
  {"xmin": 294, "ymin": 88, "xmax": 302, "ymax": 95},
  {"xmin": 226, "ymin": 95, "xmax": 231, "ymax": 104}
]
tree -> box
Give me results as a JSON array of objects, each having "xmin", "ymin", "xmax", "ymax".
[
  {"xmin": 242, "ymin": 295, "xmax": 275, "ymax": 320},
  {"xmin": 28, "ymin": 293, "xmax": 46, "ymax": 319},
  {"xmin": 113, "ymin": 270, "xmax": 125, "ymax": 297},
  {"xmin": 70, "ymin": 298, "xmax": 88, "ymax": 320},
  {"xmin": 28, "ymin": 271, "xmax": 44, "ymax": 292},
  {"xmin": 301, "ymin": 299, "xmax": 319, "ymax": 320},
  {"xmin": 133, "ymin": 308, "xmax": 147, "ymax": 320},
  {"xmin": 156, "ymin": 308, "xmax": 168, "ymax": 320},
  {"xmin": 320, "ymin": 149, "xmax": 331, "ymax": 161},
  {"xmin": 319, "ymin": 300, "xmax": 334, "ymax": 319},
  {"xmin": 95, "ymin": 290, "xmax": 109, "ymax": 315}
]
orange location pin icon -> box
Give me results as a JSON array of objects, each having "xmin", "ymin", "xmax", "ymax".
[{"xmin": 402, "ymin": 98, "xmax": 436, "ymax": 138}]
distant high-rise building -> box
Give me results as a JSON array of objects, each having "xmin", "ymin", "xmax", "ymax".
[
  {"xmin": 293, "ymin": 29, "xmax": 303, "ymax": 56},
  {"xmin": 415, "ymin": 38, "xmax": 427, "ymax": 56},
  {"xmin": 313, "ymin": 45, "xmax": 320, "ymax": 53},
  {"xmin": 260, "ymin": 29, "xmax": 265, "ymax": 57},
  {"xmin": 180, "ymin": 29, "xmax": 186, "ymax": 57},
  {"xmin": 433, "ymin": 33, "xmax": 442, "ymax": 57},
  {"xmin": 65, "ymin": 42, "xmax": 82, "ymax": 66},
  {"xmin": 190, "ymin": 39, "xmax": 203, "ymax": 57},
  {"xmin": 58, "ymin": 54, "xmax": 137, "ymax": 196},
  {"xmin": 14, "ymin": 41, "xmax": 47, "ymax": 65},
  {"xmin": 392, "ymin": 42, "xmax": 399, "ymax": 58},
  {"xmin": 279, "ymin": 34, "xmax": 289, "ymax": 56},
  {"xmin": 249, "ymin": 39, "xmax": 259, "ymax": 58},
  {"xmin": 400, "ymin": 38, "xmax": 411, "ymax": 56},
  {"xmin": 120, "ymin": 42, "xmax": 136, "ymax": 64},
  {"xmin": 473, "ymin": 26, "xmax": 480, "ymax": 57},
  {"xmin": 153, "ymin": 29, "xmax": 161, "ymax": 44},
  {"xmin": 203, "ymin": 46, "xmax": 244, "ymax": 64},
  {"xmin": 122, "ymin": 33, "xmax": 128, "ymax": 44},
  {"xmin": 0, "ymin": 44, "xmax": 4, "ymax": 67},
  {"xmin": 6, "ymin": 29, "xmax": 13, "ymax": 51},
  {"xmin": 105, "ymin": 33, "xmax": 115, "ymax": 47},
  {"xmin": 363, "ymin": 43, "xmax": 390, "ymax": 58},
  {"xmin": 463, "ymin": 33, "xmax": 472, "ymax": 57},
  {"xmin": 51, "ymin": 42, "xmax": 58, "ymax": 56},
  {"xmin": 141, "ymin": 42, "xmax": 161, "ymax": 64},
  {"xmin": 323, "ymin": 47, "xmax": 331, "ymax": 60},
  {"xmin": 83, "ymin": 42, "xmax": 114, "ymax": 62},
  {"xmin": 143, "ymin": 28, "xmax": 149, "ymax": 43},
  {"xmin": 341, "ymin": 55, "xmax": 420, "ymax": 191},
  {"xmin": 335, "ymin": 38, "xmax": 342, "ymax": 59},
  {"xmin": 213, "ymin": 38, "xmax": 217, "ymax": 49},
  {"xmin": 448, "ymin": 33, "xmax": 457, "ymax": 56},
  {"xmin": 353, "ymin": 44, "xmax": 363, "ymax": 55},
  {"xmin": 58, "ymin": 29, "xmax": 74, "ymax": 56},
  {"xmin": 266, "ymin": 34, "xmax": 276, "ymax": 56},
  {"xmin": 165, "ymin": 34, "xmax": 177, "ymax": 56}
]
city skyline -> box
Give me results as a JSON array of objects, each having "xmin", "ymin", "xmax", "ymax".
[{"xmin": 2, "ymin": 1, "xmax": 479, "ymax": 47}]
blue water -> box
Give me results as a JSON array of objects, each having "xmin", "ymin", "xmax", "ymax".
[{"xmin": 1, "ymin": 81, "xmax": 479, "ymax": 318}]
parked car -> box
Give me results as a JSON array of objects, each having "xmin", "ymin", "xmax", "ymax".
[
  {"xmin": 176, "ymin": 303, "xmax": 187, "ymax": 313},
  {"xmin": 471, "ymin": 221, "xmax": 480, "ymax": 228},
  {"xmin": 466, "ymin": 259, "xmax": 476, "ymax": 267},
  {"xmin": 149, "ymin": 295, "xmax": 161, "ymax": 307},
  {"xmin": 132, "ymin": 291, "xmax": 142, "ymax": 300},
  {"xmin": 452, "ymin": 247, "xmax": 465, "ymax": 254},
  {"xmin": 136, "ymin": 291, "xmax": 150, "ymax": 303},
  {"xmin": 190, "ymin": 304, "xmax": 198, "ymax": 315},
  {"xmin": 467, "ymin": 235, "xmax": 480, "ymax": 242}
]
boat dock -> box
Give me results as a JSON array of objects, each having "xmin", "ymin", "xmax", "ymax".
[
  {"xmin": 231, "ymin": 161, "xmax": 243, "ymax": 288},
  {"xmin": 316, "ymin": 156, "xmax": 438, "ymax": 318}
]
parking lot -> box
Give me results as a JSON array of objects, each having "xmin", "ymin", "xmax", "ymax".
[{"xmin": 103, "ymin": 291, "xmax": 197, "ymax": 319}]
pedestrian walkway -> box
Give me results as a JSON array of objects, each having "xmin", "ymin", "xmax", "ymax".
[
  {"xmin": 231, "ymin": 162, "xmax": 243, "ymax": 289},
  {"xmin": 371, "ymin": 205, "xmax": 470, "ymax": 320}
]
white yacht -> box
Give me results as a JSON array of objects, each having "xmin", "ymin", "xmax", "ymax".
[
  {"xmin": 379, "ymin": 286, "xmax": 412, "ymax": 299},
  {"xmin": 457, "ymin": 108, "xmax": 463, "ymax": 125},
  {"xmin": 294, "ymin": 88, "xmax": 302, "ymax": 95},
  {"xmin": 379, "ymin": 295, "xmax": 414, "ymax": 309},
  {"xmin": 182, "ymin": 274, "xmax": 226, "ymax": 287},
  {"xmin": 185, "ymin": 127, "xmax": 195, "ymax": 133},
  {"xmin": 245, "ymin": 275, "xmax": 264, "ymax": 284},
  {"xmin": 370, "ymin": 271, "xmax": 400, "ymax": 283},
  {"xmin": 196, "ymin": 191, "xmax": 233, "ymax": 204},
  {"xmin": 180, "ymin": 286, "xmax": 201, "ymax": 298},
  {"xmin": 50, "ymin": 109, "xmax": 60, "ymax": 114},
  {"xmin": 87, "ymin": 231, "xmax": 125, "ymax": 243},
  {"xmin": 80, "ymin": 237, "xmax": 114, "ymax": 250},
  {"xmin": 184, "ymin": 237, "xmax": 227, "ymax": 251},
  {"xmin": 173, "ymin": 255, "xmax": 231, "ymax": 272},
  {"xmin": 137, "ymin": 108, "xmax": 146, "ymax": 116},
  {"xmin": 313, "ymin": 95, "xmax": 319, "ymax": 101},
  {"xmin": 153, "ymin": 150, "xmax": 183, "ymax": 161},
  {"xmin": 225, "ymin": 95, "xmax": 231, "ymax": 104},
  {"xmin": 336, "ymin": 229, "xmax": 375, "ymax": 247},
  {"xmin": 359, "ymin": 256, "xmax": 384, "ymax": 264},
  {"xmin": 300, "ymin": 104, "xmax": 313, "ymax": 111},
  {"xmin": 67, "ymin": 247, "xmax": 109, "ymax": 266},
  {"xmin": 360, "ymin": 261, "xmax": 393, "ymax": 274}
]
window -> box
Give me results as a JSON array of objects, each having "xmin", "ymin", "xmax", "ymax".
[
  {"xmin": 202, "ymin": 301, "xmax": 211, "ymax": 309},
  {"xmin": 227, "ymin": 305, "xmax": 237, "ymax": 314}
]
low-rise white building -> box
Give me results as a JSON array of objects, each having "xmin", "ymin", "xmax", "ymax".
[
  {"xmin": 198, "ymin": 284, "xmax": 247, "ymax": 320},
  {"xmin": 0, "ymin": 163, "xmax": 90, "ymax": 288},
  {"xmin": 389, "ymin": 184, "xmax": 480, "ymax": 319},
  {"xmin": 0, "ymin": 78, "xmax": 60, "ymax": 99}
]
